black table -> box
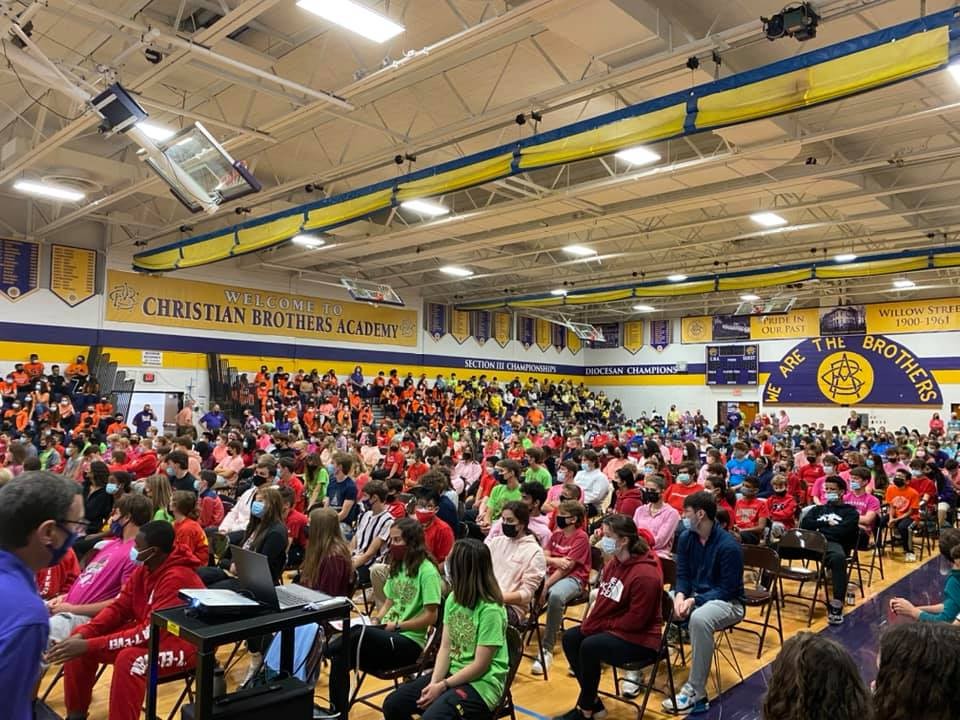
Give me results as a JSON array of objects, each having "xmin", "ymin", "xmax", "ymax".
[{"xmin": 146, "ymin": 600, "xmax": 351, "ymax": 720}]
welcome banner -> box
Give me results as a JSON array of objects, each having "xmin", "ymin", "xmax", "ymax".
[{"xmin": 105, "ymin": 270, "xmax": 418, "ymax": 347}]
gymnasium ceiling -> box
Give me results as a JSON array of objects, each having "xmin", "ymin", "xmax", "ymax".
[{"xmin": 4, "ymin": 0, "xmax": 960, "ymax": 321}]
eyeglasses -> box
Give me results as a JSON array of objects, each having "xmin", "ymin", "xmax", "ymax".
[{"xmin": 57, "ymin": 518, "xmax": 88, "ymax": 533}]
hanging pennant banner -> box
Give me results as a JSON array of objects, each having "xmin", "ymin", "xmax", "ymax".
[
  {"xmin": 493, "ymin": 312, "xmax": 512, "ymax": 348},
  {"xmin": 0, "ymin": 239, "xmax": 39, "ymax": 302},
  {"xmin": 50, "ymin": 244, "xmax": 96, "ymax": 307},
  {"xmin": 649, "ymin": 319, "xmax": 671, "ymax": 351},
  {"xmin": 450, "ymin": 309, "xmax": 470, "ymax": 344},
  {"xmin": 427, "ymin": 303, "xmax": 447, "ymax": 340},
  {"xmin": 535, "ymin": 319, "xmax": 551, "ymax": 351},
  {"xmin": 551, "ymin": 323, "xmax": 566, "ymax": 351},
  {"xmin": 518, "ymin": 316, "xmax": 535, "ymax": 349},
  {"xmin": 623, "ymin": 320, "xmax": 644, "ymax": 353},
  {"xmin": 567, "ymin": 329, "xmax": 582, "ymax": 354},
  {"xmin": 471, "ymin": 310, "xmax": 491, "ymax": 345}
]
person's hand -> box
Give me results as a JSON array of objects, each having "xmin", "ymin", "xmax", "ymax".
[
  {"xmin": 46, "ymin": 595, "xmax": 66, "ymax": 614},
  {"xmin": 417, "ymin": 681, "xmax": 447, "ymax": 708},
  {"xmin": 45, "ymin": 636, "xmax": 88, "ymax": 664},
  {"xmin": 890, "ymin": 597, "xmax": 920, "ymax": 619}
]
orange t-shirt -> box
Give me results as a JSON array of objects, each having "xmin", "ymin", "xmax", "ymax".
[
  {"xmin": 885, "ymin": 484, "xmax": 920, "ymax": 521},
  {"xmin": 174, "ymin": 517, "xmax": 209, "ymax": 565}
]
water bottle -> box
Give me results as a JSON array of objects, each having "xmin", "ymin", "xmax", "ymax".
[{"xmin": 845, "ymin": 588, "xmax": 856, "ymax": 606}]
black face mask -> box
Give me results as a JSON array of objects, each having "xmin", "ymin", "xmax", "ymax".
[
  {"xmin": 642, "ymin": 489, "xmax": 660, "ymax": 503},
  {"xmin": 494, "ymin": 470, "xmax": 507, "ymax": 484},
  {"xmin": 893, "ymin": 478, "xmax": 906, "ymax": 487},
  {"xmin": 502, "ymin": 523, "xmax": 519, "ymax": 538},
  {"xmin": 806, "ymin": 456, "xmax": 817, "ymax": 463},
  {"xmin": 253, "ymin": 474, "xmax": 269, "ymax": 487},
  {"xmin": 556, "ymin": 516, "xmax": 569, "ymax": 529}
]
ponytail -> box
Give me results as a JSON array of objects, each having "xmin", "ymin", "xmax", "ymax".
[{"xmin": 602, "ymin": 513, "xmax": 649, "ymax": 556}]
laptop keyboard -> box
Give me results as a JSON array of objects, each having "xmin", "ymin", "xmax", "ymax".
[{"xmin": 276, "ymin": 583, "xmax": 323, "ymax": 607}]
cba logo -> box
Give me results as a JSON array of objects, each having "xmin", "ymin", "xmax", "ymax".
[
  {"xmin": 816, "ymin": 350, "xmax": 874, "ymax": 404},
  {"xmin": 686, "ymin": 319, "xmax": 707, "ymax": 342},
  {"xmin": 108, "ymin": 282, "xmax": 138, "ymax": 310}
]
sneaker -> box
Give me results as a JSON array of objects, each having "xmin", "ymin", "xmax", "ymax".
[
  {"xmin": 621, "ymin": 670, "xmax": 643, "ymax": 699},
  {"xmin": 905, "ymin": 552, "xmax": 917, "ymax": 563},
  {"xmin": 531, "ymin": 651, "xmax": 552, "ymax": 676},
  {"xmin": 662, "ymin": 684, "xmax": 709, "ymax": 715},
  {"xmin": 827, "ymin": 599, "xmax": 843, "ymax": 626},
  {"xmin": 591, "ymin": 700, "xmax": 608, "ymax": 720},
  {"xmin": 241, "ymin": 651, "xmax": 263, "ymax": 686}
]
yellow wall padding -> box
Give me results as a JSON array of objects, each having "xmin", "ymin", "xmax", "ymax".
[
  {"xmin": 177, "ymin": 231, "xmax": 238, "ymax": 268},
  {"xmin": 302, "ymin": 189, "xmax": 393, "ymax": 231},
  {"xmin": 132, "ymin": 247, "xmax": 183, "ymax": 272},
  {"xmin": 697, "ymin": 26, "xmax": 948, "ymax": 129},
  {"xmin": 235, "ymin": 216, "xmax": 304, "ymax": 254},
  {"xmin": 518, "ymin": 103, "xmax": 686, "ymax": 170},
  {"xmin": 815, "ymin": 257, "xmax": 928, "ymax": 279},
  {"xmin": 718, "ymin": 269, "xmax": 813, "ymax": 291},
  {"xmin": 397, "ymin": 154, "xmax": 514, "ymax": 201}
]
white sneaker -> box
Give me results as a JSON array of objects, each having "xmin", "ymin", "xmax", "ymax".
[
  {"xmin": 905, "ymin": 552, "xmax": 917, "ymax": 563},
  {"xmin": 662, "ymin": 683, "xmax": 709, "ymax": 715},
  {"xmin": 531, "ymin": 651, "xmax": 552, "ymax": 676},
  {"xmin": 241, "ymin": 651, "xmax": 263, "ymax": 686},
  {"xmin": 621, "ymin": 670, "xmax": 643, "ymax": 698}
]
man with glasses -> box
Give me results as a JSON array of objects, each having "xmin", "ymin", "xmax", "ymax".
[{"xmin": 0, "ymin": 471, "xmax": 84, "ymax": 720}]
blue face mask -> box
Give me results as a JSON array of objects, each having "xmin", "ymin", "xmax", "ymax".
[
  {"xmin": 825, "ymin": 492, "xmax": 840, "ymax": 503},
  {"xmin": 251, "ymin": 500, "xmax": 265, "ymax": 517},
  {"xmin": 682, "ymin": 516, "xmax": 695, "ymax": 532},
  {"xmin": 865, "ymin": 459, "xmax": 875, "ymax": 468},
  {"xmin": 580, "ymin": 462, "xmax": 589, "ymax": 471},
  {"xmin": 598, "ymin": 536, "xmax": 618, "ymax": 555},
  {"xmin": 110, "ymin": 518, "xmax": 126, "ymax": 537},
  {"xmin": 850, "ymin": 482, "xmax": 861, "ymax": 491},
  {"xmin": 129, "ymin": 545, "xmax": 147, "ymax": 564},
  {"xmin": 105, "ymin": 482, "xmax": 119, "ymax": 495},
  {"xmin": 166, "ymin": 466, "xmax": 176, "ymax": 477},
  {"xmin": 193, "ymin": 479, "xmax": 202, "ymax": 492},
  {"xmin": 48, "ymin": 526, "xmax": 78, "ymax": 567}
]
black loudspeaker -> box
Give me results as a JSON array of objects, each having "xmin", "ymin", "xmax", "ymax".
[{"xmin": 181, "ymin": 676, "xmax": 312, "ymax": 720}]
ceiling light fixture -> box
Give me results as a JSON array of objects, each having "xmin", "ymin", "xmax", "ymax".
[
  {"xmin": 400, "ymin": 199, "xmax": 449, "ymax": 217},
  {"xmin": 550, "ymin": 289, "xmax": 568, "ymax": 296},
  {"xmin": 135, "ymin": 121, "xmax": 176, "ymax": 142},
  {"xmin": 291, "ymin": 234, "xmax": 325, "ymax": 249},
  {"xmin": 632, "ymin": 304, "xmax": 656, "ymax": 312},
  {"xmin": 13, "ymin": 179, "xmax": 85, "ymax": 202},
  {"xmin": 562, "ymin": 245, "xmax": 598, "ymax": 257},
  {"xmin": 750, "ymin": 211, "xmax": 788, "ymax": 228},
  {"xmin": 740, "ymin": 293, "xmax": 761, "ymax": 301},
  {"xmin": 667, "ymin": 273, "xmax": 688, "ymax": 282},
  {"xmin": 614, "ymin": 146, "xmax": 661, "ymax": 166},
  {"xmin": 893, "ymin": 278, "xmax": 916, "ymax": 289},
  {"xmin": 834, "ymin": 253, "xmax": 857, "ymax": 263},
  {"xmin": 296, "ymin": 0, "xmax": 405, "ymax": 43},
  {"xmin": 439, "ymin": 266, "xmax": 473, "ymax": 278}
]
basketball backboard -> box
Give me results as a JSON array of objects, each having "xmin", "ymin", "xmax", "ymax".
[
  {"xmin": 341, "ymin": 278, "xmax": 404, "ymax": 307},
  {"xmin": 565, "ymin": 321, "xmax": 606, "ymax": 343}
]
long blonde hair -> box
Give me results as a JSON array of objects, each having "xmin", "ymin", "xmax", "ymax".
[
  {"xmin": 300, "ymin": 507, "xmax": 351, "ymax": 588},
  {"xmin": 145, "ymin": 474, "xmax": 172, "ymax": 515}
]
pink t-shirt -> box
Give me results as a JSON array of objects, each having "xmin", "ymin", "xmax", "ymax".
[
  {"xmin": 844, "ymin": 492, "xmax": 881, "ymax": 529},
  {"xmin": 65, "ymin": 537, "xmax": 136, "ymax": 605}
]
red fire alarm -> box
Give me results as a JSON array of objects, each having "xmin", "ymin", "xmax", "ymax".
[{"xmin": 142, "ymin": 373, "xmax": 156, "ymax": 383}]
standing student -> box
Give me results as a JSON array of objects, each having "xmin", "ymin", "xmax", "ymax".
[
  {"xmin": 383, "ymin": 538, "xmax": 509, "ymax": 720},
  {"xmin": 554, "ymin": 514, "xmax": 663, "ymax": 720},
  {"xmin": 329, "ymin": 518, "xmax": 442, "ymax": 719}
]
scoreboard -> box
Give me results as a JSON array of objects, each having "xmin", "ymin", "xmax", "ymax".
[{"xmin": 706, "ymin": 344, "xmax": 758, "ymax": 385}]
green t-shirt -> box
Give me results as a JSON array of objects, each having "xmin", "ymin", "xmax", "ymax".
[
  {"xmin": 384, "ymin": 559, "xmax": 443, "ymax": 647},
  {"xmin": 153, "ymin": 507, "xmax": 173, "ymax": 523},
  {"xmin": 520, "ymin": 437, "xmax": 533, "ymax": 450},
  {"xmin": 304, "ymin": 467, "xmax": 329, "ymax": 504},
  {"xmin": 445, "ymin": 599, "xmax": 509, "ymax": 709},
  {"xmin": 524, "ymin": 466, "xmax": 551, "ymax": 490},
  {"xmin": 487, "ymin": 484, "xmax": 522, "ymax": 520}
]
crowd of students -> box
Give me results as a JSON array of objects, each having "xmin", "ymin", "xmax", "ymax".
[{"xmin": 0, "ymin": 357, "xmax": 959, "ymax": 720}]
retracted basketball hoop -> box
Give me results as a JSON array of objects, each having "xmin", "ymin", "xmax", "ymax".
[{"xmin": 341, "ymin": 278, "xmax": 404, "ymax": 307}]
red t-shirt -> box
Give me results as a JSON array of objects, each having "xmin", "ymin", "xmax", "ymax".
[
  {"xmin": 733, "ymin": 497, "xmax": 769, "ymax": 530},
  {"xmin": 909, "ymin": 476, "xmax": 937, "ymax": 503},
  {"xmin": 285, "ymin": 509, "xmax": 309, "ymax": 547},
  {"xmin": 423, "ymin": 517, "xmax": 454, "ymax": 563},
  {"xmin": 35, "ymin": 548, "xmax": 81, "ymax": 600},
  {"xmin": 547, "ymin": 528, "xmax": 591, "ymax": 586},
  {"xmin": 766, "ymin": 494, "xmax": 796, "ymax": 527},
  {"xmin": 174, "ymin": 517, "xmax": 209, "ymax": 566},
  {"xmin": 281, "ymin": 475, "xmax": 305, "ymax": 513},
  {"xmin": 664, "ymin": 482, "xmax": 701, "ymax": 513}
]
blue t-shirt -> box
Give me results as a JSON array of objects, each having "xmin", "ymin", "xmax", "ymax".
[
  {"xmin": 201, "ymin": 411, "xmax": 225, "ymax": 430},
  {"xmin": 0, "ymin": 549, "xmax": 49, "ymax": 720},
  {"xmin": 326, "ymin": 476, "xmax": 359, "ymax": 524},
  {"xmin": 726, "ymin": 457, "xmax": 756, "ymax": 487}
]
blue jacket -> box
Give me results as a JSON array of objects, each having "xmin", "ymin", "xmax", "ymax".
[
  {"xmin": 0, "ymin": 549, "xmax": 49, "ymax": 720},
  {"xmin": 919, "ymin": 569, "xmax": 960, "ymax": 623},
  {"xmin": 675, "ymin": 523, "xmax": 744, "ymax": 606}
]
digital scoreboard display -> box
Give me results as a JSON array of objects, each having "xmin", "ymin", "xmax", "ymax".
[{"xmin": 706, "ymin": 344, "xmax": 759, "ymax": 385}]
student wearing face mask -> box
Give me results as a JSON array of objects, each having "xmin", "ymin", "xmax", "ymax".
[
  {"xmin": 766, "ymin": 474, "xmax": 797, "ymax": 540},
  {"xmin": 555, "ymin": 514, "xmax": 662, "ymax": 720},
  {"xmin": 732, "ymin": 476, "xmax": 768, "ymax": 545},
  {"xmin": 664, "ymin": 463, "xmax": 701, "ymax": 514},
  {"xmin": 613, "ymin": 465, "xmax": 643, "ymax": 517},
  {"xmin": 350, "ymin": 480, "xmax": 394, "ymax": 585},
  {"xmin": 807, "ymin": 453, "xmax": 841, "ymax": 507},
  {"xmin": 573, "ymin": 450, "xmax": 610, "ymax": 518},
  {"xmin": 481, "ymin": 459, "xmax": 523, "ymax": 529},
  {"xmin": 886, "ymin": 468, "xmax": 921, "ymax": 562},
  {"xmin": 725, "ymin": 442, "xmax": 755, "ymax": 489},
  {"xmin": 50, "ymin": 520, "xmax": 204, "ymax": 720},
  {"xmin": 632, "ymin": 474, "xmax": 679, "ymax": 556},
  {"xmin": 486, "ymin": 501, "xmax": 546, "ymax": 625},
  {"xmin": 843, "ymin": 467, "xmax": 880, "ymax": 547},
  {"xmin": 800, "ymin": 476, "xmax": 860, "ymax": 624}
]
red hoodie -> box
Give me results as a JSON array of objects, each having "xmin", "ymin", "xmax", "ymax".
[
  {"xmin": 36, "ymin": 548, "xmax": 81, "ymax": 600},
  {"xmin": 72, "ymin": 544, "xmax": 203, "ymax": 653},
  {"xmin": 582, "ymin": 551, "xmax": 662, "ymax": 649},
  {"xmin": 129, "ymin": 449, "xmax": 158, "ymax": 479}
]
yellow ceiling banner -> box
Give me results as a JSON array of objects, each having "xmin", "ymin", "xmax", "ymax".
[
  {"xmin": 567, "ymin": 329, "xmax": 582, "ymax": 354},
  {"xmin": 104, "ymin": 270, "xmax": 418, "ymax": 347},
  {"xmin": 535, "ymin": 319, "xmax": 552, "ymax": 352},
  {"xmin": 50, "ymin": 245, "xmax": 97, "ymax": 307},
  {"xmin": 623, "ymin": 320, "xmax": 643, "ymax": 353},
  {"xmin": 681, "ymin": 316, "xmax": 713, "ymax": 344},
  {"xmin": 750, "ymin": 308, "xmax": 820, "ymax": 340},
  {"xmin": 450, "ymin": 309, "xmax": 470, "ymax": 344},
  {"xmin": 866, "ymin": 298, "xmax": 960, "ymax": 334},
  {"xmin": 493, "ymin": 312, "xmax": 512, "ymax": 348}
]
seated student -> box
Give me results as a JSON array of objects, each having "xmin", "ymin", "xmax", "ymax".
[
  {"xmin": 36, "ymin": 545, "xmax": 80, "ymax": 603},
  {"xmin": 543, "ymin": 461, "xmax": 580, "ymax": 515},
  {"xmin": 298, "ymin": 507, "xmax": 354, "ymax": 597},
  {"xmin": 486, "ymin": 501, "xmax": 546, "ymax": 625},
  {"xmin": 844, "ymin": 466, "xmax": 880, "ymax": 547},
  {"xmin": 195, "ymin": 470, "xmax": 224, "ymax": 530},
  {"xmin": 351, "ymin": 480, "xmax": 394, "ymax": 584},
  {"xmin": 663, "ymin": 492, "xmax": 744, "ymax": 715},
  {"xmin": 383, "ymin": 538, "xmax": 508, "ymax": 720},
  {"xmin": 277, "ymin": 457, "xmax": 305, "ymax": 513},
  {"xmin": 329, "ymin": 518, "xmax": 442, "ymax": 719},
  {"xmin": 703, "ymin": 474, "xmax": 735, "ymax": 518},
  {"xmin": 890, "ymin": 528, "xmax": 960, "ymax": 623},
  {"xmin": 807, "ymin": 453, "xmax": 841, "ymax": 507},
  {"xmin": 732, "ymin": 476, "xmax": 768, "ymax": 545},
  {"xmin": 800, "ymin": 476, "xmax": 860, "ymax": 625},
  {"xmin": 480, "ymin": 459, "xmax": 523, "ymax": 531},
  {"xmin": 412, "ymin": 487, "xmax": 455, "ymax": 563},
  {"xmin": 613, "ymin": 466, "xmax": 644, "ymax": 518},
  {"xmin": 385, "ymin": 477, "xmax": 407, "ymax": 519},
  {"xmin": 49, "ymin": 521, "xmax": 205, "ymax": 720},
  {"xmin": 217, "ymin": 461, "xmax": 272, "ymax": 546},
  {"xmin": 325, "ymin": 452, "xmax": 359, "ymax": 535},
  {"xmin": 663, "ymin": 465, "xmax": 701, "ymax": 514},
  {"xmin": 169, "ymin": 490, "xmax": 209, "ymax": 566},
  {"xmin": 554, "ymin": 514, "xmax": 663, "ymax": 720},
  {"xmin": 725, "ymin": 442, "xmax": 756, "ymax": 488},
  {"xmin": 873, "ymin": 622, "xmax": 960, "ymax": 720},
  {"xmin": 47, "ymin": 495, "xmax": 153, "ymax": 644},
  {"xmin": 886, "ymin": 468, "xmax": 921, "ymax": 562},
  {"xmin": 487, "ymin": 481, "xmax": 551, "ymax": 547},
  {"xmin": 573, "ymin": 450, "xmax": 609, "ymax": 517},
  {"xmin": 908, "ymin": 458, "xmax": 938, "ymax": 508},
  {"xmin": 631, "ymin": 473, "xmax": 679, "ymax": 556},
  {"xmin": 278, "ymin": 485, "xmax": 308, "ymax": 568},
  {"xmin": 760, "ymin": 632, "xmax": 872, "ymax": 720},
  {"xmin": 533, "ymin": 500, "xmax": 591, "ymax": 675},
  {"xmin": 766, "ymin": 474, "xmax": 797, "ymax": 540},
  {"xmin": 144, "ymin": 474, "xmax": 173, "ymax": 523}
]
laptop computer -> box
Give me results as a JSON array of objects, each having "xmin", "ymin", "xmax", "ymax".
[{"xmin": 231, "ymin": 545, "xmax": 336, "ymax": 611}]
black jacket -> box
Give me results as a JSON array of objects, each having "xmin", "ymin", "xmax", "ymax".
[{"xmin": 800, "ymin": 502, "xmax": 860, "ymax": 553}]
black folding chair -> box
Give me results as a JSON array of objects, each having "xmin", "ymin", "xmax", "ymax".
[{"xmin": 776, "ymin": 528, "xmax": 829, "ymax": 626}]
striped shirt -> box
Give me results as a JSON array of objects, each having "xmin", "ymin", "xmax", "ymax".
[{"xmin": 353, "ymin": 508, "xmax": 394, "ymax": 567}]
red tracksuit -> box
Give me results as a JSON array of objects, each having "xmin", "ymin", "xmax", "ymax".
[{"xmin": 64, "ymin": 545, "xmax": 204, "ymax": 720}]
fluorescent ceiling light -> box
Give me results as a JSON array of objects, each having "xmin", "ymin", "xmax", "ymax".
[
  {"xmin": 893, "ymin": 278, "xmax": 916, "ymax": 289},
  {"xmin": 667, "ymin": 273, "xmax": 688, "ymax": 282},
  {"xmin": 136, "ymin": 121, "xmax": 176, "ymax": 142},
  {"xmin": 614, "ymin": 146, "xmax": 661, "ymax": 166},
  {"xmin": 948, "ymin": 62, "xmax": 960, "ymax": 85},
  {"xmin": 400, "ymin": 199, "xmax": 449, "ymax": 217},
  {"xmin": 740, "ymin": 293, "xmax": 761, "ymax": 301},
  {"xmin": 291, "ymin": 234, "xmax": 325, "ymax": 249},
  {"xmin": 440, "ymin": 266, "xmax": 473, "ymax": 277},
  {"xmin": 296, "ymin": 0, "xmax": 404, "ymax": 43},
  {"xmin": 632, "ymin": 304, "xmax": 656, "ymax": 312},
  {"xmin": 13, "ymin": 179, "xmax": 85, "ymax": 202},
  {"xmin": 834, "ymin": 253, "xmax": 857, "ymax": 263},
  {"xmin": 750, "ymin": 211, "xmax": 788, "ymax": 228},
  {"xmin": 550, "ymin": 289, "xmax": 568, "ymax": 296},
  {"xmin": 563, "ymin": 245, "xmax": 597, "ymax": 257}
]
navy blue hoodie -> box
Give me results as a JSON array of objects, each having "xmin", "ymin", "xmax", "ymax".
[
  {"xmin": 0, "ymin": 548, "xmax": 48, "ymax": 720},
  {"xmin": 675, "ymin": 522, "xmax": 744, "ymax": 606}
]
